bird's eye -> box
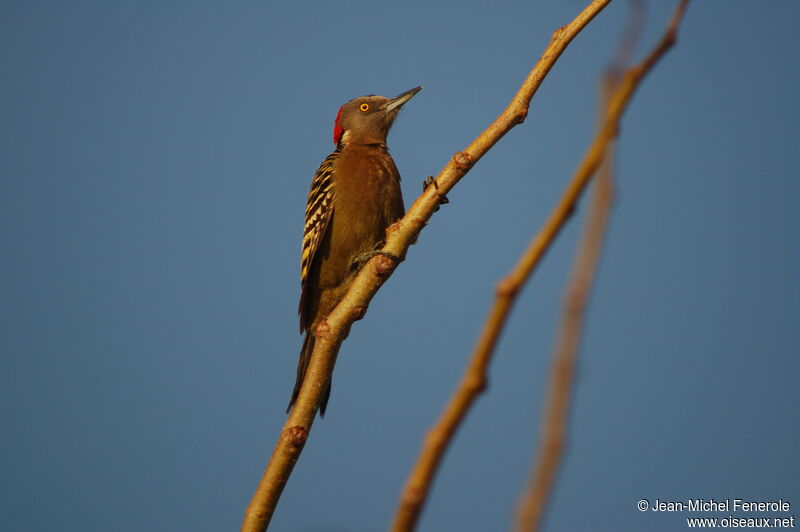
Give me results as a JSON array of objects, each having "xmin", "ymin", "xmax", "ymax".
[{"xmin": 360, "ymin": 103, "xmax": 370, "ymax": 112}]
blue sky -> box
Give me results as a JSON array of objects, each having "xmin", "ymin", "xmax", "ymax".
[{"xmin": 2, "ymin": 2, "xmax": 798, "ymax": 531}]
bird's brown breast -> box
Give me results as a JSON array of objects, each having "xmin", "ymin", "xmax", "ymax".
[{"xmin": 303, "ymin": 144, "xmax": 405, "ymax": 330}]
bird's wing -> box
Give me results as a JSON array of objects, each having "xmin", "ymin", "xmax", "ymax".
[{"xmin": 299, "ymin": 151, "xmax": 337, "ymax": 331}]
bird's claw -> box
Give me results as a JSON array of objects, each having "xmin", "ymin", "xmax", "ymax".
[
  {"xmin": 422, "ymin": 176, "xmax": 449, "ymax": 211},
  {"xmin": 350, "ymin": 250, "xmax": 401, "ymax": 271}
]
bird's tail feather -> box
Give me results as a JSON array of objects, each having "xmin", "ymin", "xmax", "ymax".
[{"xmin": 287, "ymin": 333, "xmax": 332, "ymax": 417}]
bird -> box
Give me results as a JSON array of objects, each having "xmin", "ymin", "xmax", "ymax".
[{"xmin": 287, "ymin": 86, "xmax": 422, "ymax": 417}]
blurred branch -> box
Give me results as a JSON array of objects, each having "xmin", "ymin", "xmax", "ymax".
[
  {"xmin": 514, "ymin": 121, "xmax": 615, "ymax": 532},
  {"xmin": 515, "ymin": 2, "xmax": 689, "ymax": 531},
  {"xmin": 513, "ymin": 116, "xmax": 614, "ymax": 532},
  {"xmin": 389, "ymin": 2, "xmax": 690, "ymax": 532},
  {"xmin": 389, "ymin": 3, "xmax": 631, "ymax": 529},
  {"xmin": 240, "ymin": 1, "xmax": 614, "ymax": 530},
  {"xmin": 609, "ymin": 0, "xmax": 645, "ymax": 77}
]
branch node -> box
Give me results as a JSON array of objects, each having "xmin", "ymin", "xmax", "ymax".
[
  {"xmin": 352, "ymin": 305, "xmax": 368, "ymax": 321},
  {"xmin": 374, "ymin": 254, "xmax": 398, "ymax": 278},
  {"xmin": 564, "ymin": 287, "xmax": 585, "ymax": 314},
  {"xmin": 565, "ymin": 201, "xmax": 577, "ymax": 220},
  {"xmin": 466, "ymin": 374, "xmax": 487, "ymax": 395},
  {"xmin": 386, "ymin": 220, "xmax": 403, "ymax": 234},
  {"xmin": 401, "ymin": 486, "xmax": 425, "ymax": 509},
  {"xmin": 453, "ymin": 150, "xmax": 473, "ymax": 169},
  {"xmin": 551, "ymin": 25, "xmax": 567, "ymax": 42},
  {"xmin": 424, "ymin": 427, "xmax": 445, "ymax": 449},
  {"xmin": 282, "ymin": 425, "xmax": 308, "ymax": 448},
  {"xmin": 314, "ymin": 319, "xmax": 331, "ymax": 339},
  {"xmin": 495, "ymin": 277, "xmax": 520, "ymax": 297},
  {"xmin": 412, "ymin": 217, "xmax": 427, "ymax": 227}
]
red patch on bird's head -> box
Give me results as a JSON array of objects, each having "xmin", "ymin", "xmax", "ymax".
[{"xmin": 332, "ymin": 105, "xmax": 344, "ymax": 145}]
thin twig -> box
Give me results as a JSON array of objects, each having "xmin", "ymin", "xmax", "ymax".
[
  {"xmin": 513, "ymin": 2, "xmax": 649, "ymax": 529},
  {"xmin": 514, "ymin": 135, "xmax": 614, "ymax": 532},
  {"xmin": 609, "ymin": 0, "xmax": 645, "ymax": 77},
  {"xmin": 391, "ymin": 2, "xmax": 690, "ymax": 532},
  {"xmin": 513, "ymin": 41, "xmax": 622, "ymax": 532},
  {"xmin": 388, "ymin": 2, "xmax": 630, "ymax": 531},
  {"xmin": 240, "ymin": 1, "xmax": 613, "ymax": 531}
]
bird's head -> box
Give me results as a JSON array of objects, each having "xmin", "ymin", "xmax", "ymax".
[{"xmin": 333, "ymin": 86, "xmax": 422, "ymax": 147}]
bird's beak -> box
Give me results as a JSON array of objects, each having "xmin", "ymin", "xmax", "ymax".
[{"xmin": 384, "ymin": 86, "xmax": 423, "ymax": 112}]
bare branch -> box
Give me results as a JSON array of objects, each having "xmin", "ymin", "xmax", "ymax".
[
  {"xmin": 514, "ymin": 2, "xmax": 690, "ymax": 530},
  {"xmin": 513, "ymin": 48, "xmax": 621, "ymax": 532},
  {"xmin": 609, "ymin": 0, "xmax": 645, "ymax": 77},
  {"xmin": 240, "ymin": 1, "xmax": 614, "ymax": 531},
  {"xmin": 390, "ymin": 2, "xmax": 691, "ymax": 532},
  {"xmin": 514, "ymin": 132, "xmax": 614, "ymax": 532},
  {"xmin": 388, "ymin": 2, "xmax": 628, "ymax": 531}
]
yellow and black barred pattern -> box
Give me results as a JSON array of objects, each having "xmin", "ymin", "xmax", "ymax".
[{"xmin": 299, "ymin": 150, "xmax": 338, "ymax": 326}]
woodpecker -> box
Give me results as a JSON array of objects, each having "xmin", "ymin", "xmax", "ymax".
[{"xmin": 287, "ymin": 86, "xmax": 422, "ymax": 417}]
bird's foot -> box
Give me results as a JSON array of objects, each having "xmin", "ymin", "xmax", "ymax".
[
  {"xmin": 422, "ymin": 176, "xmax": 449, "ymax": 212},
  {"xmin": 350, "ymin": 250, "xmax": 401, "ymax": 271}
]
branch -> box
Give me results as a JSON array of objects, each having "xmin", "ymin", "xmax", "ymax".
[
  {"xmin": 514, "ymin": 98, "xmax": 615, "ymax": 532},
  {"xmin": 387, "ymin": 3, "xmax": 631, "ymax": 531},
  {"xmin": 391, "ymin": 2, "xmax": 690, "ymax": 532},
  {"xmin": 608, "ymin": 0, "xmax": 645, "ymax": 78},
  {"xmin": 512, "ymin": 3, "xmax": 651, "ymax": 527},
  {"xmin": 513, "ymin": 43, "xmax": 622, "ymax": 532},
  {"xmin": 240, "ymin": 1, "xmax": 613, "ymax": 530}
]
